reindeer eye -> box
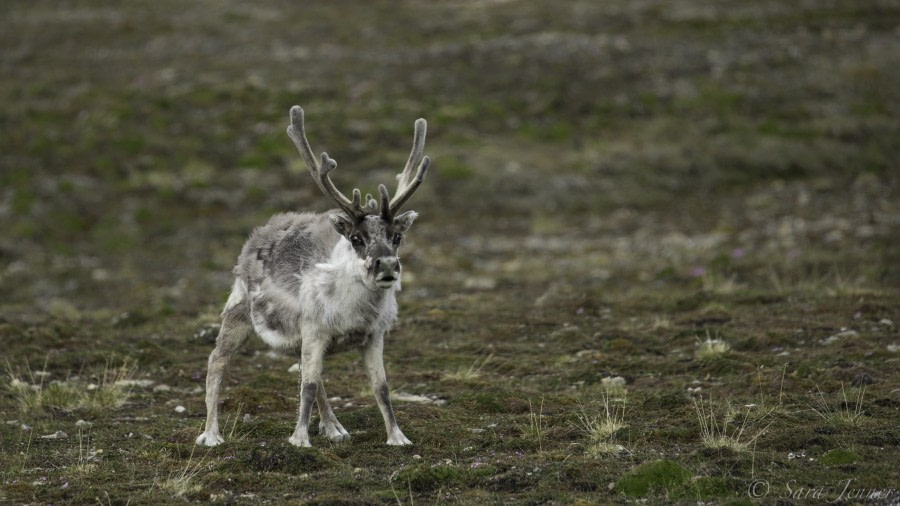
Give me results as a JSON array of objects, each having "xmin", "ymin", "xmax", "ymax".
[
  {"xmin": 392, "ymin": 233, "xmax": 403, "ymax": 245},
  {"xmin": 350, "ymin": 234, "xmax": 363, "ymax": 246}
]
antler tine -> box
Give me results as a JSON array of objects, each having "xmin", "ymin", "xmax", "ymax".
[
  {"xmin": 389, "ymin": 118, "xmax": 429, "ymax": 215},
  {"xmin": 396, "ymin": 118, "xmax": 427, "ymax": 192},
  {"xmin": 286, "ymin": 106, "xmax": 319, "ymax": 171},
  {"xmin": 365, "ymin": 194, "xmax": 378, "ymax": 213},
  {"xmin": 287, "ymin": 106, "xmax": 369, "ymax": 219},
  {"xmin": 389, "ymin": 155, "xmax": 430, "ymax": 215},
  {"xmin": 378, "ymin": 184, "xmax": 392, "ymax": 220}
]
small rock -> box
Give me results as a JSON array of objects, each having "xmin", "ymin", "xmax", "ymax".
[
  {"xmin": 40, "ymin": 430, "xmax": 68, "ymax": 440},
  {"xmin": 878, "ymin": 318, "xmax": 894, "ymax": 327},
  {"xmin": 75, "ymin": 420, "xmax": 92, "ymax": 427},
  {"xmin": 174, "ymin": 405, "xmax": 186, "ymax": 414},
  {"xmin": 852, "ymin": 373, "xmax": 874, "ymax": 386},
  {"xmin": 413, "ymin": 454, "xmax": 422, "ymax": 460},
  {"xmin": 91, "ymin": 268, "xmax": 110, "ymax": 281},
  {"xmin": 152, "ymin": 384, "xmax": 171, "ymax": 392},
  {"xmin": 888, "ymin": 344, "xmax": 899, "ymax": 353},
  {"xmin": 821, "ymin": 329, "xmax": 858, "ymax": 345},
  {"xmin": 21, "ymin": 424, "xmax": 31, "ymax": 432}
]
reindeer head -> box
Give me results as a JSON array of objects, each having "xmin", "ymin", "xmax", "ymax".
[{"xmin": 286, "ymin": 106, "xmax": 429, "ymax": 289}]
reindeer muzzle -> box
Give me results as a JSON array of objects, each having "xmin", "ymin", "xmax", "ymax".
[{"xmin": 374, "ymin": 256, "xmax": 401, "ymax": 287}]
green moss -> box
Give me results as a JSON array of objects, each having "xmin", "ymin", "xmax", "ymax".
[
  {"xmin": 615, "ymin": 460, "xmax": 693, "ymax": 498},
  {"xmin": 820, "ymin": 449, "xmax": 862, "ymax": 466},
  {"xmin": 680, "ymin": 476, "xmax": 733, "ymax": 499}
]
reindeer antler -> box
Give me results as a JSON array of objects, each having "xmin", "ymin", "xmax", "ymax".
[
  {"xmin": 287, "ymin": 106, "xmax": 376, "ymax": 219},
  {"xmin": 286, "ymin": 106, "xmax": 428, "ymax": 221},
  {"xmin": 389, "ymin": 118, "xmax": 430, "ymax": 218}
]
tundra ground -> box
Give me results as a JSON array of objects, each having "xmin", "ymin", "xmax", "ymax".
[{"xmin": 1, "ymin": 0, "xmax": 898, "ymax": 503}]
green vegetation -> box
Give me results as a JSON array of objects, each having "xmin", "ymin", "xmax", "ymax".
[
  {"xmin": 820, "ymin": 449, "xmax": 862, "ymax": 466},
  {"xmin": 615, "ymin": 460, "xmax": 692, "ymax": 497},
  {"xmin": 1, "ymin": 0, "xmax": 898, "ymax": 503}
]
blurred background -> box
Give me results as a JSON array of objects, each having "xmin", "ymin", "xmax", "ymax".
[
  {"xmin": 1, "ymin": 1, "xmax": 899, "ymax": 503},
  {"xmin": 1, "ymin": 0, "xmax": 897, "ymax": 315}
]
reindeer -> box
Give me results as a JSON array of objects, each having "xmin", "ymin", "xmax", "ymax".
[{"xmin": 195, "ymin": 106, "xmax": 430, "ymax": 448}]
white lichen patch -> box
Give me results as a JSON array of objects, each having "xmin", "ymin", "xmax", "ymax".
[{"xmin": 392, "ymin": 392, "xmax": 447, "ymax": 405}]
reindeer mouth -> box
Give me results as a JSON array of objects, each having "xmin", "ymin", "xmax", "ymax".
[{"xmin": 375, "ymin": 274, "xmax": 398, "ymax": 288}]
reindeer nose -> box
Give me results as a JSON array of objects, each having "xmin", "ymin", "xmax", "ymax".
[{"xmin": 375, "ymin": 257, "xmax": 400, "ymax": 274}]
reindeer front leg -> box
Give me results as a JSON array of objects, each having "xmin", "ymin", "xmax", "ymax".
[
  {"xmin": 289, "ymin": 329, "xmax": 327, "ymax": 447},
  {"xmin": 363, "ymin": 332, "xmax": 412, "ymax": 446}
]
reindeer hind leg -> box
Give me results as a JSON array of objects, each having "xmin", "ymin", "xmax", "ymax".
[{"xmin": 196, "ymin": 291, "xmax": 251, "ymax": 446}]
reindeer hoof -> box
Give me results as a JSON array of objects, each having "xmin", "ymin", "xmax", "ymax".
[
  {"xmin": 386, "ymin": 429, "xmax": 412, "ymax": 446},
  {"xmin": 320, "ymin": 421, "xmax": 351, "ymax": 442},
  {"xmin": 196, "ymin": 432, "xmax": 224, "ymax": 447},
  {"xmin": 288, "ymin": 435, "xmax": 312, "ymax": 448}
]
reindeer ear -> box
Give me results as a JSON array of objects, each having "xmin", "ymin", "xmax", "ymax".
[
  {"xmin": 329, "ymin": 214, "xmax": 354, "ymax": 237},
  {"xmin": 392, "ymin": 210, "xmax": 418, "ymax": 233}
]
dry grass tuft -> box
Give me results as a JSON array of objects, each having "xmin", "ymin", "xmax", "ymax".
[
  {"xmin": 520, "ymin": 397, "xmax": 546, "ymax": 452},
  {"xmin": 6, "ymin": 357, "xmax": 137, "ymax": 415},
  {"xmin": 811, "ymin": 383, "xmax": 866, "ymax": 427},
  {"xmin": 578, "ymin": 391, "xmax": 627, "ymax": 455},
  {"xmin": 158, "ymin": 445, "xmax": 209, "ymax": 497},
  {"xmin": 694, "ymin": 397, "xmax": 772, "ymax": 452},
  {"xmin": 696, "ymin": 332, "xmax": 731, "ymax": 361},
  {"xmin": 443, "ymin": 353, "xmax": 493, "ymax": 381}
]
